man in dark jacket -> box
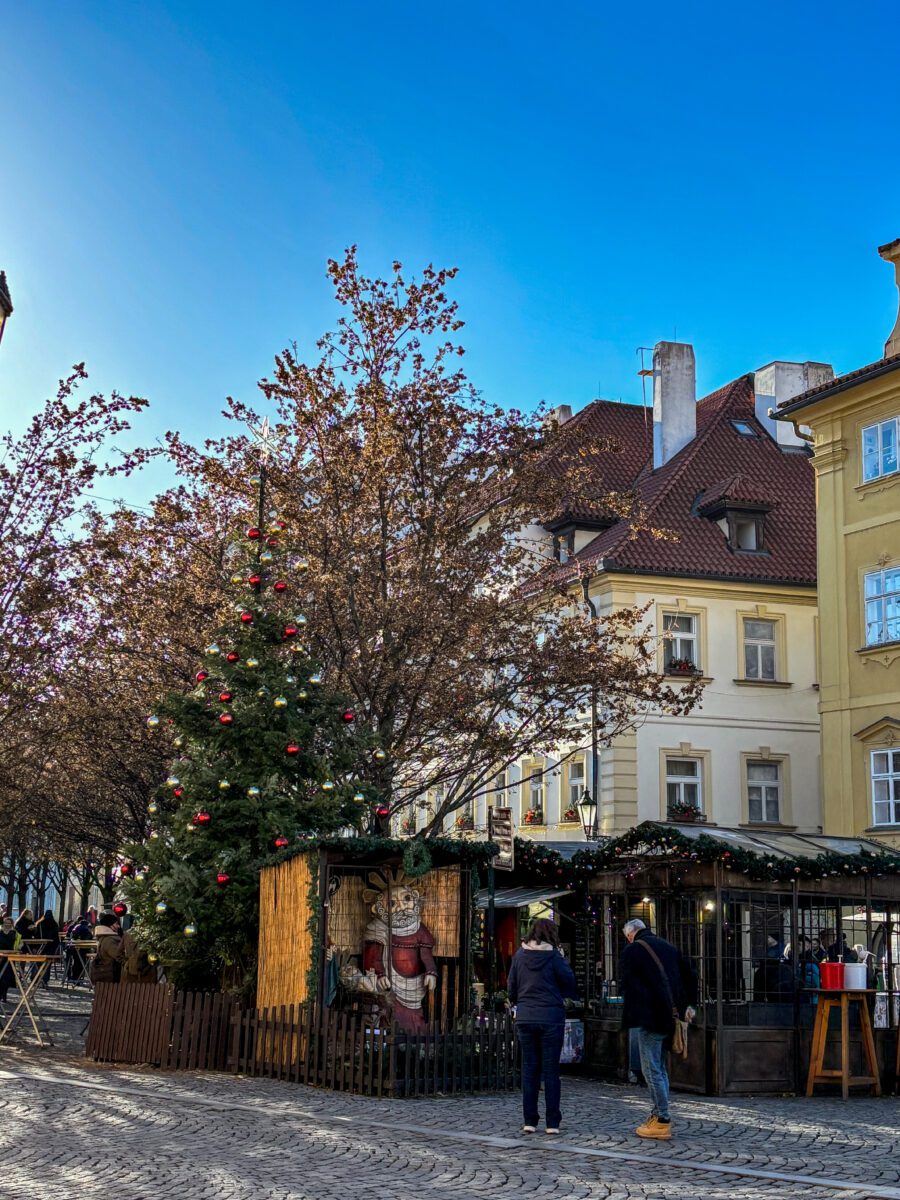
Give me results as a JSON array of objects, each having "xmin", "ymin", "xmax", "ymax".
[
  {"xmin": 620, "ymin": 918, "xmax": 696, "ymax": 1140},
  {"xmin": 507, "ymin": 918, "xmax": 578, "ymax": 1134}
]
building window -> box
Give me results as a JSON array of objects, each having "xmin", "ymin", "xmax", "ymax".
[
  {"xmin": 743, "ymin": 618, "xmax": 777, "ymax": 680},
  {"xmin": 563, "ymin": 759, "xmax": 585, "ymax": 821},
  {"xmin": 862, "ymin": 417, "xmax": 899, "ymax": 483},
  {"xmin": 864, "ymin": 567, "xmax": 900, "ymax": 647},
  {"xmin": 747, "ymin": 761, "xmax": 781, "ymax": 824},
  {"xmin": 665, "ymin": 758, "xmax": 702, "ymax": 814},
  {"xmin": 872, "ymin": 750, "xmax": 900, "ymax": 826},
  {"xmin": 731, "ymin": 420, "xmax": 756, "ymax": 437},
  {"xmin": 489, "ymin": 769, "xmax": 507, "ymax": 810},
  {"xmin": 731, "ymin": 515, "xmax": 762, "ymax": 551},
  {"xmin": 522, "ymin": 765, "xmax": 544, "ymax": 824},
  {"xmin": 663, "ymin": 613, "xmax": 699, "ymax": 672}
]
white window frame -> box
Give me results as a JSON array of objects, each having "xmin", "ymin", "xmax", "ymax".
[
  {"xmin": 864, "ymin": 567, "xmax": 900, "ymax": 647},
  {"xmin": 862, "ymin": 417, "xmax": 899, "ymax": 483},
  {"xmin": 747, "ymin": 760, "xmax": 781, "ymax": 824},
  {"xmin": 871, "ymin": 749, "xmax": 900, "ymax": 827},
  {"xmin": 665, "ymin": 757, "xmax": 702, "ymax": 813},
  {"xmin": 663, "ymin": 612, "xmax": 699, "ymax": 671},
  {"xmin": 743, "ymin": 617, "xmax": 777, "ymax": 681},
  {"xmin": 567, "ymin": 759, "xmax": 586, "ymax": 811}
]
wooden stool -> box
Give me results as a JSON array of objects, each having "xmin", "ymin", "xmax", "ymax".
[{"xmin": 806, "ymin": 990, "xmax": 881, "ymax": 1100}]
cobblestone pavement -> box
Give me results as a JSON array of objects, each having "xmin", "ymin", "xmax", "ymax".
[{"xmin": 0, "ymin": 1052, "xmax": 898, "ymax": 1200}]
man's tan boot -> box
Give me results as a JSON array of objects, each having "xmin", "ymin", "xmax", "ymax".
[{"xmin": 636, "ymin": 1116, "xmax": 672, "ymax": 1139}]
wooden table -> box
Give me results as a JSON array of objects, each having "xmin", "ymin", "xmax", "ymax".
[
  {"xmin": 0, "ymin": 954, "xmax": 59, "ymax": 1047},
  {"xmin": 805, "ymin": 989, "xmax": 881, "ymax": 1100},
  {"xmin": 63, "ymin": 940, "xmax": 97, "ymax": 987}
]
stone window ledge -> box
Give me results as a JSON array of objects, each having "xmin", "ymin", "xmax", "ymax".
[{"xmin": 733, "ymin": 678, "xmax": 793, "ymax": 688}]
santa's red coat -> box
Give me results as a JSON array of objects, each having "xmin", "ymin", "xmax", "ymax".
[{"xmin": 363, "ymin": 927, "xmax": 437, "ymax": 979}]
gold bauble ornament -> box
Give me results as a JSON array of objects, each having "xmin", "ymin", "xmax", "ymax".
[
  {"xmin": 259, "ymin": 551, "xmax": 274, "ymax": 565},
  {"xmin": 309, "ymin": 673, "xmax": 322, "ymax": 686},
  {"xmin": 247, "ymin": 786, "xmax": 261, "ymax": 798},
  {"xmin": 183, "ymin": 924, "xmax": 198, "ymax": 938},
  {"xmin": 173, "ymin": 736, "xmax": 184, "ymax": 750},
  {"xmin": 147, "ymin": 953, "xmax": 159, "ymax": 964},
  {"xmin": 285, "ymin": 674, "xmax": 297, "ymax": 685},
  {"xmin": 155, "ymin": 901, "xmax": 167, "ymax": 914},
  {"xmin": 298, "ymin": 689, "xmax": 308, "ymax": 700},
  {"xmin": 293, "ymin": 558, "xmax": 310, "ymax": 573},
  {"xmin": 218, "ymin": 779, "xmax": 231, "ymax": 791},
  {"xmin": 205, "ymin": 643, "xmax": 221, "ymax": 656},
  {"xmin": 321, "ymin": 780, "xmax": 335, "ymax": 792},
  {"xmin": 256, "ymin": 687, "xmax": 269, "ymax": 699},
  {"xmin": 373, "ymin": 749, "xmax": 387, "ymax": 762},
  {"xmin": 246, "ymin": 657, "xmax": 260, "ymax": 669},
  {"xmin": 230, "ymin": 572, "xmax": 244, "ymax": 585},
  {"xmin": 353, "ymin": 792, "xmax": 366, "ymax": 803},
  {"xmin": 186, "ymin": 821, "xmax": 196, "ymax": 832},
  {"xmin": 273, "ymin": 696, "xmax": 288, "ymax": 709},
  {"xmin": 146, "ymin": 715, "xmax": 160, "ymax": 729},
  {"xmin": 148, "ymin": 802, "xmax": 159, "ymax": 815},
  {"xmin": 295, "ymin": 614, "xmax": 308, "ymax": 626},
  {"xmin": 166, "ymin": 776, "xmax": 180, "ymax": 789},
  {"xmin": 149, "ymin": 830, "xmax": 159, "ymax": 840}
]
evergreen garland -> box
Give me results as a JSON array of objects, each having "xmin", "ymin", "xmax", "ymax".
[{"xmin": 512, "ymin": 821, "xmax": 900, "ymax": 889}]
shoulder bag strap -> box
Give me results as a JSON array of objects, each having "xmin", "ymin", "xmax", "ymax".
[{"xmin": 636, "ymin": 939, "xmax": 679, "ymax": 1019}]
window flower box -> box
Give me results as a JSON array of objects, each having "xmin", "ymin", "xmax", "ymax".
[
  {"xmin": 666, "ymin": 657, "xmax": 700, "ymax": 676},
  {"xmin": 400, "ymin": 817, "xmax": 415, "ymax": 835},
  {"xmin": 667, "ymin": 801, "xmax": 705, "ymax": 823},
  {"xmin": 455, "ymin": 814, "xmax": 474, "ymax": 830},
  {"xmin": 523, "ymin": 808, "xmax": 544, "ymax": 826},
  {"xmin": 561, "ymin": 807, "xmax": 579, "ymax": 823}
]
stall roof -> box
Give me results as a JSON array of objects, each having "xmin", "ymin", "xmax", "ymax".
[
  {"xmin": 475, "ymin": 886, "xmax": 572, "ymax": 910},
  {"xmin": 665, "ymin": 824, "xmax": 893, "ymax": 859}
]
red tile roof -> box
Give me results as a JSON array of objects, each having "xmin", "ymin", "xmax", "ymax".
[{"xmin": 543, "ymin": 375, "xmax": 817, "ymax": 587}]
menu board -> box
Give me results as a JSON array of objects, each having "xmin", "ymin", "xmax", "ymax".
[{"xmin": 488, "ymin": 806, "xmax": 515, "ymax": 871}]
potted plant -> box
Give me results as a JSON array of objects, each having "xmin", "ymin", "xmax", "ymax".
[
  {"xmin": 561, "ymin": 805, "xmax": 579, "ymax": 823},
  {"xmin": 455, "ymin": 813, "xmax": 474, "ymax": 830},
  {"xmin": 667, "ymin": 799, "xmax": 705, "ymax": 823},
  {"xmin": 523, "ymin": 808, "xmax": 544, "ymax": 825},
  {"xmin": 400, "ymin": 816, "xmax": 415, "ymax": 835},
  {"xmin": 667, "ymin": 656, "xmax": 698, "ymax": 676}
]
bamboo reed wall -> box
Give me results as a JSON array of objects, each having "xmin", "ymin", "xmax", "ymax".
[
  {"xmin": 327, "ymin": 864, "xmax": 461, "ymax": 959},
  {"xmin": 257, "ymin": 853, "xmax": 315, "ymax": 1011}
]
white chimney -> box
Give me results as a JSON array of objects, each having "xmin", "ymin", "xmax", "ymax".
[
  {"xmin": 652, "ymin": 341, "xmax": 696, "ymax": 469},
  {"xmin": 754, "ymin": 361, "xmax": 834, "ymax": 447}
]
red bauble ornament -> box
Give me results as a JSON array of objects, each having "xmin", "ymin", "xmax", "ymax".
[
  {"xmin": 225, "ymin": 651, "xmax": 239, "ymax": 663},
  {"xmin": 285, "ymin": 743, "xmax": 300, "ymax": 756},
  {"xmin": 194, "ymin": 811, "xmax": 211, "ymax": 826},
  {"xmin": 119, "ymin": 863, "xmax": 133, "ymax": 877},
  {"xmin": 219, "ymin": 712, "xmax": 234, "ymax": 726},
  {"xmin": 283, "ymin": 625, "xmax": 298, "ymax": 639},
  {"xmin": 174, "ymin": 787, "xmax": 184, "ymax": 798},
  {"xmin": 266, "ymin": 536, "xmax": 279, "ymax": 547},
  {"xmin": 247, "ymin": 527, "xmax": 261, "ymax": 540},
  {"xmin": 240, "ymin": 611, "xmax": 253, "ymax": 624},
  {"xmin": 216, "ymin": 872, "xmax": 231, "ymax": 886},
  {"xmin": 273, "ymin": 580, "xmax": 287, "ymax": 594},
  {"xmin": 219, "ymin": 691, "xmax": 233, "ymax": 703},
  {"xmin": 195, "ymin": 670, "xmax": 208, "ymax": 683},
  {"xmin": 274, "ymin": 835, "xmax": 289, "ymax": 849},
  {"xmin": 248, "ymin": 573, "xmax": 262, "ymax": 587},
  {"xmin": 375, "ymin": 805, "xmax": 390, "ymax": 818},
  {"xmin": 113, "ymin": 902, "xmax": 128, "ymax": 916},
  {"xmin": 341, "ymin": 710, "xmax": 355, "ymax": 723}
]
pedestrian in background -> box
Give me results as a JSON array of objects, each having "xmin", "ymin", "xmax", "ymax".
[
  {"xmin": 620, "ymin": 918, "xmax": 696, "ymax": 1141},
  {"xmin": 89, "ymin": 913, "xmax": 124, "ymax": 984},
  {"xmin": 0, "ymin": 916, "xmax": 21, "ymax": 1007},
  {"xmin": 507, "ymin": 917, "xmax": 578, "ymax": 1136}
]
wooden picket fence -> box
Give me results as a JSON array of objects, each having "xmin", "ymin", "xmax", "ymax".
[
  {"xmin": 86, "ymin": 982, "xmax": 238, "ymax": 1071},
  {"xmin": 86, "ymin": 983, "xmax": 519, "ymax": 1096},
  {"xmin": 234, "ymin": 1003, "xmax": 519, "ymax": 1096}
]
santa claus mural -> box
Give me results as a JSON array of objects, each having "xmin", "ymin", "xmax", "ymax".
[{"xmin": 357, "ymin": 869, "xmax": 437, "ymax": 1032}]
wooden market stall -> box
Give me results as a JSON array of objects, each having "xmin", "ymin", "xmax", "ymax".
[
  {"xmin": 512, "ymin": 822, "xmax": 900, "ymax": 1096},
  {"xmin": 250, "ymin": 836, "xmax": 518, "ymax": 1096}
]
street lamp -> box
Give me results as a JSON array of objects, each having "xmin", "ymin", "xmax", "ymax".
[
  {"xmin": 577, "ymin": 788, "xmax": 598, "ymax": 842},
  {"xmin": 0, "ymin": 272, "xmax": 12, "ymax": 349}
]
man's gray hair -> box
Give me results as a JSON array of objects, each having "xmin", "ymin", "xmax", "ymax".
[{"xmin": 623, "ymin": 918, "xmax": 646, "ymax": 936}]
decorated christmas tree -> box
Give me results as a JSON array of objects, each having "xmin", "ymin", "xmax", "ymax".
[{"xmin": 125, "ymin": 465, "xmax": 379, "ymax": 990}]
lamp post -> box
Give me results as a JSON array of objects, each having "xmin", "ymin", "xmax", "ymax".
[
  {"xmin": 581, "ymin": 577, "xmax": 600, "ymax": 839},
  {"xmin": 0, "ymin": 272, "xmax": 12, "ymax": 349},
  {"xmin": 577, "ymin": 788, "xmax": 598, "ymax": 842}
]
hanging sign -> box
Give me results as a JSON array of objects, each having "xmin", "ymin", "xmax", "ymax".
[{"xmin": 489, "ymin": 806, "xmax": 515, "ymax": 872}]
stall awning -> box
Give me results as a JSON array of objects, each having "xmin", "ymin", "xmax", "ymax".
[
  {"xmin": 664, "ymin": 823, "xmax": 893, "ymax": 859},
  {"xmin": 475, "ymin": 886, "xmax": 572, "ymax": 910}
]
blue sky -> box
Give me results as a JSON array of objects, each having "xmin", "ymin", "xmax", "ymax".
[{"xmin": 1, "ymin": 2, "xmax": 898, "ymax": 506}]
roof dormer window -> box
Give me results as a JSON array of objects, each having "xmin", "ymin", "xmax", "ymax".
[
  {"xmin": 731, "ymin": 420, "xmax": 756, "ymax": 437},
  {"xmin": 697, "ymin": 474, "xmax": 772, "ymax": 555}
]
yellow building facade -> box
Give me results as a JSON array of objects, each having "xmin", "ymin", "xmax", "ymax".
[{"xmin": 778, "ymin": 347, "xmax": 900, "ymax": 848}]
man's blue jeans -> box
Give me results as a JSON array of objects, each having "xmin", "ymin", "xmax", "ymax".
[
  {"xmin": 635, "ymin": 1028, "xmax": 670, "ymax": 1120},
  {"xmin": 517, "ymin": 1021, "xmax": 565, "ymax": 1128}
]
